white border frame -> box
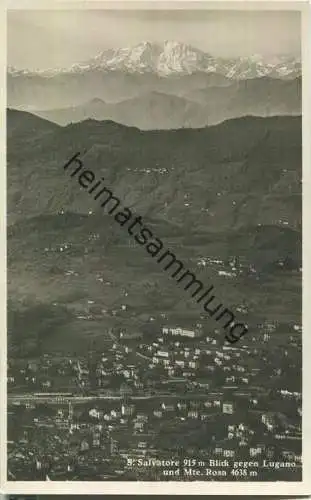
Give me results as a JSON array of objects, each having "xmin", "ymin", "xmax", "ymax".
[{"xmin": 1, "ymin": 0, "xmax": 310, "ymax": 495}]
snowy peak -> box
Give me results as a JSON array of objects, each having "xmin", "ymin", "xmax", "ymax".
[
  {"xmin": 88, "ymin": 41, "xmax": 161, "ymax": 73},
  {"xmin": 8, "ymin": 41, "xmax": 301, "ymax": 80},
  {"xmin": 158, "ymin": 41, "xmax": 213, "ymax": 75},
  {"xmin": 83, "ymin": 41, "xmax": 215, "ymax": 76}
]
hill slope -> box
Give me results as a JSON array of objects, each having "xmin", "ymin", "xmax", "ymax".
[
  {"xmin": 7, "ymin": 110, "xmax": 301, "ymax": 231},
  {"xmin": 7, "ymin": 110, "xmax": 302, "ymax": 354}
]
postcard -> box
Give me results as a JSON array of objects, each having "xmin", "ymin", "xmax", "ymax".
[{"xmin": 2, "ymin": 0, "xmax": 310, "ymax": 495}]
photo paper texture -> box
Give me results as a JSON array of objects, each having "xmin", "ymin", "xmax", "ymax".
[{"xmin": 3, "ymin": 1, "xmax": 310, "ymax": 494}]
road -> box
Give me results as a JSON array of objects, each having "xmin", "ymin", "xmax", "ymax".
[{"xmin": 7, "ymin": 387, "xmax": 267, "ymax": 405}]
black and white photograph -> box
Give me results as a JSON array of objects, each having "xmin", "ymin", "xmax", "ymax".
[{"xmin": 3, "ymin": 1, "xmax": 310, "ymax": 494}]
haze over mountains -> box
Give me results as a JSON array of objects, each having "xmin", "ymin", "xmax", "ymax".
[
  {"xmin": 8, "ymin": 41, "xmax": 301, "ymax": 129},
  {"xmin": 31, "ymin": 77, "xmax": 301, "ymax": 129}
]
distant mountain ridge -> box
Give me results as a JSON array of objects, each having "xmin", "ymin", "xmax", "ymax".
[
  {"xmin": 8, "ymin": 41, "xmax": 301, "ymax": 79},
  {"xmin": 32, "ymin": 92, "xmax": 211, "ymax": 129},
  {"xmin": 30, "ymin": 77, "xmax": 301, "ymax": 129}
]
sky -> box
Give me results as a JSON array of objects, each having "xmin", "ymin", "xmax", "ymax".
[{"xmin": 7, "ymin": 9, "xmax": 301, "ymax": 70}]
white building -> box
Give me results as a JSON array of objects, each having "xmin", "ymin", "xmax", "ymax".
[
  {"xmin": 162, "ymin": 326, "xmax": 199, "ymax": 338},
  {"xmin": 223, "ymin": 402, "xmax": 234, "ymax": 414}
]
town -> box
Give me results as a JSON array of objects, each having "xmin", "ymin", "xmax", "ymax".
[{"xmin": 8, "ymin": 320, "xmax": 302, "ymax": 481}]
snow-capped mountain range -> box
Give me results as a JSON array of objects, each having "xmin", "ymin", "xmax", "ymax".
[{"xmin": 8, "ymin": 41, "xmax": 301, "ymax": 80}]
